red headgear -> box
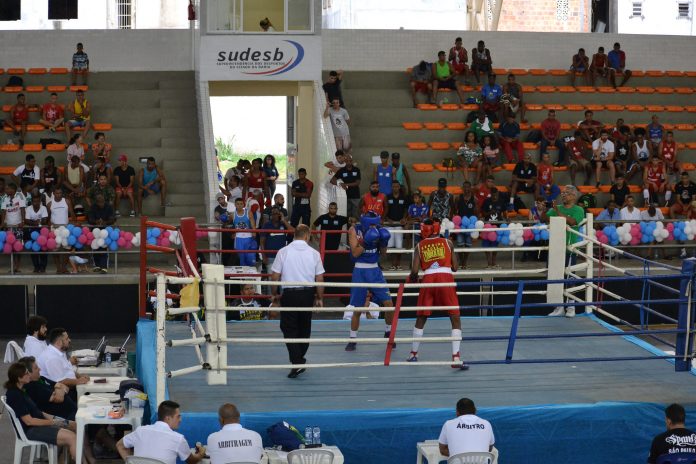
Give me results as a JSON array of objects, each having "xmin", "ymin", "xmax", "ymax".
[{"xmin": 420, "ymin": 219, "xmax": 440, "ymax": 240}]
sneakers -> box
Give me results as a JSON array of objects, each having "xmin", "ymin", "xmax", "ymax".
[
  {"xmin": 407, "ymin": 352, "xmax": 418, "ymax": 362},
  {"xmin": 129, "ymin": 210, "xmax": 136, "ymax": 217},
  {"xmin": 345, "ymin": 341, "xmax": 357, "ymax": 352},
  {"xmin": 114, "ymin": 211, "xmax": 121, "ymax": 218},
  {"xmin": 548, "ymin": 307, "xmax": 566, "ymax": 316},
  {"xmin": 452, "ymin": 352, "xmax": 470, "ymax": 370},
  {"xmin": 680, "ymin": 248, "xmax": 687, "ymax": 259},
  {"xmin": 565, "ymin": 306, "xmax": 576, "ymax": 318}
]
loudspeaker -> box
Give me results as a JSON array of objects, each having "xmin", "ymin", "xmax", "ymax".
[
  {"xmin": 0, "ymin": 0, "xmax": 21, "ymax": 21},
  {"xmin": 48, "ymin": 0, "xmax": 78, "ymax": 20}
]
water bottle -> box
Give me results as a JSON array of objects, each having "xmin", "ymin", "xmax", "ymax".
[
  {"xmin": 105, "ymin": 352, "xmax": 112, "ymax": 367},
  {"xmin": 312, "ymin": 426, "xmax": 321, "ymax": 446},
  {"xmin": 304, "ymin": 426, "xmax": 313, "ymax": 446}
]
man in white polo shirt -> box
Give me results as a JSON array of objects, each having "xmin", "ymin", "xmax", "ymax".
[
  {"xmin": 439, "ymin": 398, "xmax": 496, "ymax": 459},
  {"xmin": 117, "ymin": 400, "xmax": 206, "ymax": 464},
  {"xmin": 206, "ymin": 403, "xmax": 263, "ymax": 464},
  {"xmin": 23, "ymin": 315, "xmax": 49, "ymax": 359},
  {"xmin": 37, "ymin": 328, "xmax": 89, "ymax": 388},
  {"xmin": 270, "ymin": 224, "xmax": 325, "ymax": 378}
]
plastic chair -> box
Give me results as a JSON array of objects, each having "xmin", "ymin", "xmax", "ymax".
[
  {"xmin": 656, "ymin": 453, "xmax": 696, "ymax": 464},
  {"xmin": 447, "ymin": 451, "xmax": 495, "ymax": 463},
  {"xmin": 2, "ymin": 395, "xmax": 62, "ymax": 464},
  {"xmin": 3, "ymin": 341, "xmax": 24, "ymax": 363},
  {"xmin": 125, "ymin": 457, "xmax": 168, "ymax": 464},
  {"xmin": 287, "ymin": 449, "xmax": 335, "ymax": 464}
]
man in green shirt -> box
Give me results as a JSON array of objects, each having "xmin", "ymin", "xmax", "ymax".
[
  {"xmin": 87, "ymin": 174, "xmax": 115, "ymax": 208},
  {"xmin": 542, "ymin": 185, "xmax": 586, "ymax": 317}
]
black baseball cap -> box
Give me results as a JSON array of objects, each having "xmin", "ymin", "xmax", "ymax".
[
  {"xmin": 438, "ymin": 178, "xmax": 447, "ymax": 187},
  {"xmin": 380, "ymin": 150, "xmax": 389, "ymax": 158}
]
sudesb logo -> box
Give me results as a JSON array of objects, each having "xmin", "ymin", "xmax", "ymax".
[{"xmin": 216, "ymin": 40, "xmax": 305, "ymax": 76}]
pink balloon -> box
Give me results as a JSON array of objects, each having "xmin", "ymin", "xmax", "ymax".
[
  {"xmin": 78, "ymin": 235, "xmax": 87, "ymax": 244},
  {"xmin": 40, "ymin": 245, "xmax": 47, "ymax": 251},
  {"xmin": 37, "ymin": 236, "xmax": 47, "ymax": 246},
  {"xmin": 160, "ymin": 238, "xmax": 171, "ymax": 247},
  {"xmin": 3, "ymin": 244, "xmax": 11, "ymax": 254},
  {"xmin": 46, "ymin": 239, "xmax": 57, "ymax": 250},
  {"xmin": 598, "ymin": 235, "xmax": 609, "ymax": 244},
  {"xmin": 12, "ymin": 241, "xmax": 22, "ymax": 252},
  {"xmin": 40, "ymin": 227, "xmax": 49, "ymax": 236},
  {"xmin": 117, "ymin": 238, "xmax": 126, "ymax": 247},
  {"xmin": 87, "ymin": 232, "xmax": 94, "ymax": 240},
  {"xmin": 523, "ymin": 230, "xmax": 533, "ymax": 241},
  {"xmin": 124, "ymin": 241, "xmax": 133, "ymax": 249},
  {"xmin": 163, "ymin": 230, "xmax": 171, "ymax": 238},
  {"xmin": 452, "ymin": 215, "xmax": 462, "ymax": 227},
  {"xmin": 667, "ymin": 223, "xmax": 675, "ymax": 232},
  {"xmin": 48, "ymin": 232, "xmax": 55, "ymax": 239},
  {"xmin": 6, "ymin": 232, "xmax": 16, "ymax": 245},
  {"xmin": 123, "ymin": 232, "xmax": 133, "ymax": 241},
  {"xmin": 82, "ymin": 226, "xmax": 90, "ymax": 234},
  {"xmin": 668, "ymin": 232, "xmax": 674, "ymax": 241},
  {"xmin": 630, "ymin": 236, "xmax": 640, "ymax": 246}
]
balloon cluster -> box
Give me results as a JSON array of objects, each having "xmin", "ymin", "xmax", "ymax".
[
  {"xmin": 0, "ymin": 231, "xmax": 26, "ymax": 254},
  {"xmin": 449, "ymin": 216, "xmax": 548, "ymax": 245},
  {"xmin": 597, "ymin": 220, "xmax": 695, "ymax": 246},
  {"xmin": 145, "ymin": 227, "xmax": 181, "ymax": 248}
]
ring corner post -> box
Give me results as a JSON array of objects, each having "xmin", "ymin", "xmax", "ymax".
[
  {"xmin": 546, "ymin": 216, "xmax": 567, "ymax": 307},
  {"xmin": 584, "ymin": 213, "xmax": 594, "ymax": 314},
  {"xmin": 676, "ymin": 258, "xmax": 696, "ymax": 372},
  {"xmin": 203, "ymin": 263, "xmax": 228, "ymax": 384},
  {"xmin": 155, "ymin": 273, "xmax": 167, "ymax": 407}
]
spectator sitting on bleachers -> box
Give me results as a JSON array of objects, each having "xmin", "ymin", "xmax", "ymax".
[
  {"xmin": 610, "ymin": 174, "xmax": 630, "ymax": 207},
  {"xmin": 229, "ymin": 284, "xmax": 269, "ymax": 321},
  {"xmin": 457, "ymin": 131, "xmax": 482, "ymax": 184},
  {"xmin": 589, "ymin": 46, "xmax": 609, "ymax": 87},
  {"xmin": 448, "ymin": 37, "xmax": 469, "ymax": 83},
  {"xmin": 26, "ymin": 193, "xmax": 49, "ymax": 273},
  {"xmin": 475, "ymin": 175, "xmax": 496, "ymax": 210},
  {"xmin": 476, "ymin": 135, "xmax": 499, "ymax": 184},
  {"xmin": 480, "ymin": 73, "xmax": 503, "ymax": 122},
  {"xmin": 509, "ymin": 153, "xmax": 537, "ymax": 212},
  {"xmin": 596, "ymin": 200, "xmax": 621, "ymax": 227},
  {"xmin": 498, "ymin": 113, "xmax": 524, "ymax": 163},
  {"xmin": 13, "ymin": 154, "xmax": 41, "ymax": 195},
  {"xmin": 262, "ymin": 193, "xmax": 288, "ymax": 224},
  {"xmin": 90, "ymin": 158, "xmax": 112, "ymax": 186},
  {"xmin": 65, "ymin": 89, "xmax": 91, "ymax": 140},
  {"xmin": 432, "ymin": 51, "xmax": 466, "ymax": 104},
  {"xmin": 87, "ymin": 173, "xmax": 115, "ymax": 208},
  {"xmin": 2, "ymin": 182, "xmax": 25, "ymax": 273},
  {"xmin": 611, "ymin": 117, "xmax": 627, "ymax": 140},
  {"xmin": 39, "ymin": 92, "xmax": 64, "ymax": 133},
  {"xmin": 113, "ymin": 154, "xmax": 136, "ymax": 217},
  {"xmin": 138, "ymin": 156, "xmax": 169, "ymax": 211},
  {"xmin": 5, "ymin": 93, "xmax": 29, "ymax": 147},
  {"xmin": 47, "ymin": 188, "xmax": 74, "ymax": 274},
  {"xmin": 311, "ymin": 201, "xmax": 347, "ymax": 251},
  {"xmin": 540, "ymin": 109, "xmax": 565, "ymax": 165},
  {"xmin": 409, "ymin": 61, "xmax": 433, "ymax": 107},
  {"xmin": 566, "ymin": 131, "xmax": 592, "ymax": 185},
  {"xmin": 471, "ymin": 112, "xmax": 495, "ymax": 146},
  {"xmin": 360, "ymin": 181, "xmax": 387, "ymax": 217},
  {"xmin": 501, "ymin": 73, "xmax": 526, "ymax": 123},
  {"xmin": 570, "ymin": 48, "xmax": 590, "ymax": 87},
  {"xmin": 613, "ymin": 125, "xmax": 636, "ymax": 182},
  {"xmin": 647, "ymin": 115, "xmax": 664, "ymax": 150},
  {"xmin": 620, "ymin": 195, "xmax": 641, "ymax": 221},
  {"xmin": 470, "ymin": 40, "xmax": 492, "ymax": 84},
  {"xmin": 91, "ymin": 132, "xmax": 112, "ymax": 168},
  {"xmin": 607, "ymin": 42, "xmax": 632, "ymax": 89},
  {"xmin": 536, "ymin": 153, "xmax": 556, "ymax": 198},
  {"xmin": 391, "ymin": 152, "xmax": 412, "ymax": 196},
  {"xmin": 429, "ymin": 178, "xmax": 454, "ymax": 221},
  {"xmin": 578, "ymin": 110, "xmax": 602, "ymax": 143},
  {"xmin": 325, "ymin": 98, "xmax": 352, "ymax": 153},
  {"xmin": 385, "ymin": 180, "xmax": 410, "ymax": 270},
  {"xmin": 323, "ymin": 70, "xmax": 344, "ymax": 107},
  {"xmin": 481, "ymin": 187, "xmax": 505, "ymax": 269},
  {"xmin": 659, "ymin": 131, "xmax": 680, "ymax": 189},
  {"xmin": 66, "ymin": 134, "xmax": 86, "ymax": 167},
  {"xmin": 671, "ymin": 172, "xmax": 696, "ymax": 219},
  {"xmin": 261, "ymin": 206, "xmax": 293, "ymax": 269},
  {"xmin": 71, "ymin": 42, "xmax": 89, "ymax": 86},
  {"xmin": 455, "ymin": 181, "xmax": 478, "ymax": 269},
  {"xmin": 592, "ymin": 129, "xmax": 616, "ymax": 188},
  {"xmin": 88, "ymin": 193, "xmax": 115, "ymax": 273},
  {"xmin": 643, "ymin": 155, "xmax": 668, "ymax": 206},
  {"xmin": 406, "ymin": 191, "xmax": 429, "ymax": 246}
]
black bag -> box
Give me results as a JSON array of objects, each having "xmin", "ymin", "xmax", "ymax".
[
  {"xmin": 40, "ymin": 138, "xmax": 63, "ymax": 149},
  {"xmin": 119, "ymin": 380, "xmax": 144, "ymax": 399},
  {"xmin": 267, "ymin": 421, "xmax": 304, "ymax": 451},
  {"xmin": 6, "ymin": 76, "xmax": 23, "ymax": 87},
  {"xmin": 525, "ymin": 130, "xmax": 542, "ymax": 143}
]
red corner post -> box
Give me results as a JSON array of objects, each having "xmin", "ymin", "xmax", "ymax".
[
  {"xmin": 384, "ymin": 283, "xmax": 406, "ymax": 366},
  {"xmin": 179, "ymin": 217, "xmax": 198, "ymax": 270},
  {"xmin": 139, "ymin": 215, "xmax": 148, "ymax": 317}
]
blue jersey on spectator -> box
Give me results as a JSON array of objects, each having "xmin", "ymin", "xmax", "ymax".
[
  {"xmin": 481, "ymin": 83, "xmax": 503, "ymax": 103},
  {"xmin": 408, "ymin": 203, "xmax": 429, "ymax": 220},
  {"xmin": 607, "ymin": 50, "xmax": 622, "ymax": 69},
  {"xmin": 596, "ymin": 208, "xmax": 621, "ymax": 224},
  {"xmin": 376, "ymin": 164, "xmax": 393, "ymax": 195},
  {"xmin": 261, "ymin": 221, "xmax": 289, "ymax": 251}
]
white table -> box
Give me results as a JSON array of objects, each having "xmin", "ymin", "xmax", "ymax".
[
  {"xmin": 416, "ymin": 441, "xmax": 498, "ymax": 464},
  {"xmin": 76, "ymin": 376, "xmax": 129, "ymax": 400},
  {"xmin": 265, "ymin": 445, "xmax": 344, "ymax": 464},
  {"xmin": 78, "ymin": 393, "xmax": 120, "ymax": 408},
  {"xmin": 75, "ymin": 398, "xmax": 143, "ymax": 464},
  {"xmin": 78, "ymin": 360, "xmax": 128, "ymax": 377}
]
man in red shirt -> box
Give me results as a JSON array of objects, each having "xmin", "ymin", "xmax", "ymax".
[
  {"xmin": 540, "ymin": 109, "xmax": 565, "ymax": 166},
  {"xmin": 578, "ymin": 110, "xmax": 603, "ymax": 143},
  {"xmin": 5, "ymin": 93, "xmax": 29, "ymax": 146},
  {"xmin": 359, "ymin": 181, "xmax": 387, "ymax": 218},
  {"xmin": 474, "ymin": 176, "xmax": 495, "ymax": 210},
  {"xmin": 448, "ymin": 37, "xmax": 468, "ymax": 82},
  {"xmin": 590, "ymin": 46, "xmax": 609, "ymax": 87},
  {"xmin": 39, "ymin": 92, "xmax": 65, "ymax": 133},
  {"xmin": 536, "ymin": 153, "xmax": 554, "ymax": 198}
]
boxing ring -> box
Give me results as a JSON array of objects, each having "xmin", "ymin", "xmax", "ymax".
[{"xmin": 135, "ymin": 215, "xmax": 696, "ymax": 463}]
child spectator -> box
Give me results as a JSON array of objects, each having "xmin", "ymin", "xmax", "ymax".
[
  {"xmin": 324, "ymin": 98, "xmax": 351, "ymax": 153},
  {"xmin": 71, "ymin": 42, "xmax": 89, "ymax": 85},
  {"xmin": 13, "ymin": 154, "xmax": 41, "ymax": 195},
  {"xmin": 566, "ymin": 131, "xmax": 592, "ymax": 185},
  {"xmin": 509, "ymin": 153, "xmax": 537, "ymax": 211},
  {"xmin": 407, "ymin": 191, "xmax": 429, "ymax": 246},
  {"xmin": 480, "ymin": 73, "xmax": 503, "ymax": 122},
  {"xmin": 570, "ymin": 48, "xmax": 590, "ymax": 87},
  {"xmin": 323, "ymin": 70, "xmax": 344, "ymax": 107},
  {"xmin": 66, "ymin": 134, "xmax": 86, "ymax": 166},
  {"xmin": 592, "ymin": 130, "xmax": 615, "ymax": 188},
  {"xmin": 476, "ymin": 135, "xmax": 499, "ymax": 184},
  {"xmin": 501, "ymin": 74, "xmax": 526, "ymax": 122},
  {"xmin": 5, "ymin": 93, "xmax": 29, "ymax": 146},
  {"xmin": 409, "ymin": 61, "xmax": 433, "ymax": 107},
  {"xmin": 68, "ymin": 254, "xmax": 89, "ymax": 274},
  {"xmin": 431, "ymin": 51, "xmax": 466, "ymax": 104},
  {"xmin": 25, "ymin": 193, "xmax": 48, "ymax": 273},
  {"xmin": 536, "ymin": 153, "xmax": 555, "ymax": 198},
  {"xmin": 456, "ymin": 131, "xmax": 481, "ymax": 184},
  {"xmin": 590, "ymin": 46, "xmax": 609, "ymax": 87},
  {"xmin": 262, "ymin": 155, "xmax": 279, "ymax": 200},
  {"xmin": 540, "ymin": 109, "xmax": 565, "ymax": 165},
  {"xmin": 1, "ymin": 183, "xmax": 26, "ymax": 273},
  {"xmin": 610, "ymin": 174, "xmax": 630, "ymax": 207},
  {"xmin": 470, "ymin": 40, "xmax": 492, "ymax": 84},
  {"xmin": 670, "ymin": 172, "xmax": 696, "ymax": 219},
  {"xmin": 39, "ymin": 93, "xmax": 64, "ymax": 133},
  {"xmin": 455, "ymin": 181, "xmax": 478, "ymax": 269},
  {"xmin": 65, "ymin": 90, "xmax": 91, "ymax": 140},
  {"xmin": 138, "ymin": 156, "xmax": 169, "ymax": 211},
  {"xmin": 607, "ymin": 42, "xmax": 632, "ymax": 89},
  {"xmin": 498, "ymin": 114, "xmax": 524, "ymax": 162},
  {"xmin": 91, "ymin": 132, "xmax": 112, "ymax": 168},
  {"xmin": 229, "ymin": 284, "xmax": 269, "ymax": 321},
  {"xmin": 448, "ymin": 37, "xmax": 469, "ymax": 82},
  {"xmin": 647, "ymin": 115, "xmax": 664, "ymax": 150},
  {"xmin": 114, "ymin": 155, "xmax": 136, "ymax": 217}
]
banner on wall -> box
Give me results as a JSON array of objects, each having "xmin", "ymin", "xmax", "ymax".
[{"xmin": 200, "ymin": 35, "xmax": 322, "ymax": 81}]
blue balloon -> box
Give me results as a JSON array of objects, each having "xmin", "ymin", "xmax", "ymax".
[
  {"xmin": 151, "ymin": 228, "xmax": 161, "ymax": 238},
  {"xmin": 641, "ymin": 234, "xmax": 651, "ymax": 244},
  {"xmin": 110, "ymin": 231, "xmax": 119, "ymax": 240},
  {"xmin": 32, "ymin": 242, "xmax": 41, "ymax": 252},
  {"xmin": 147, "ymin": 237, "xmax": 157, "ymax": 246},
  {"xmin": 0, "ymin": 231, "xmax": 5, "ymax": 241},
  {"xmin": 540, "ymin": 230, "xmax": 550, "ymax": 240},
  {"xmin": 30, "ymin": 231, "xmax": 39, "ymax": 240},
  {"xmin": 501, "ymin": 236, "xmax": 510, "ymax": 246},
  {"xmin": 104, "ymin": 238, "xmax": 112, "ymax": 246},
  {"xmin": 72, "ymin": 227, "xmax": 82, "ymax": 237},
  {"xmin": 109, "ymin": 241, "xmax": 118, "ymax": 251},
  {"xmin": 501, "ymin": 223, "xmax": 509, "ymax": 229},
  {"xmin": 105, "ymin": 226, "xmax": 113, "ymax": 235},
  {"xmin": 74, "ymin": 242, "xmax": 84, "ymax": 250},
  {"xmin": 469, "ymin": 216, "xmax": 477, "ymax": 225},
  {"xmin": 68, "ymin": 235, "xmax": 76, "ymax": 246},
  {"xmin": 24, "ymin": 241, "xmax": 33, "ymax": 250},
  {"xmin": 66, "ymin": 224, "xmax": 74, "ymax": 231},
  {"xmin": 460, "ymin": 217, "xmax": 469, "ymax": 228}
]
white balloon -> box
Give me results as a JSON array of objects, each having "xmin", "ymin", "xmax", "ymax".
[
  {"xmin": 96, "ymin": 238, "xmax": 105, "ymax": 248},
  {"xmin": 92, "ymin": 228, "xmax": 101, "ymax": 239},
  {"xmin": 687, "ymin": 225, "xmax": 693, "ymax": 235},
  {"xmin": 514, "ymin": 237, "xmax": 524, "ymax": 246},
  {"xmin": 661, "ymin": 229, "xmax": 669, "ymax": 239},
  {"xmin": 655, "ymin": 221, "xmax": 664, "ymax": 230},
  {"xmin": 655, "ymin": 235, "xmax": 664, "ymax": 243},
  {"xmin": 470, "ymin": 231, "xmax": 480, "ymax": 239},
  {"xmin": 653, "ymin": 228, "xmax": 661, "ymax": 237},
  {"xmin": 91, "ymin": 240, "xmax": 100, "ymax": 250},
  {"xmin": 475, "ymin": 220, "xmax": 484, "ymax": 230},
  {"xmin": 689, "ymin": 234, "xmax": 695, "ymax": 241}
]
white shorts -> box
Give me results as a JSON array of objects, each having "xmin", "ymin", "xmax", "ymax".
[
  {"xmin": 386, "ymin": 226, "xmax": 404, "ymax": 249},
  {"xmin": 335, "ymin": 135, "xmax": 351, "ymax": 150}
]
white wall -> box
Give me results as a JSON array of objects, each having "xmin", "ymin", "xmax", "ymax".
[
  {"xmin": 617, "ymin": 0, "xmax": 695, "ymax": 36},
  {"xmin": 322, "ymin": 29, "xmax": 696, "ymax": 71},
  {"xmin": 0, "ymin": 29, "xmax": 193, "ymax": 71},
  {"xmin": 322, "ymin": 0, "xmax": 467, "ymax": 30}
]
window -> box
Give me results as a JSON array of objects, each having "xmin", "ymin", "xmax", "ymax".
[
  {"xmin": 678, "ymin": 1, "xmax": 691, "ymax": 18},
  {"xmin": 631, "ymin": 1, "xmax": 643, "ymax": 18},
  {"xmin": 556, "ymin": 0, "xmax": 569, "ymax": 21},
  {"xmin": 117, "ymin": 0, "xmax": 132, "ymax": 29}
]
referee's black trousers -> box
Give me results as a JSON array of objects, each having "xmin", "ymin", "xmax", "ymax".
[{"xmin": 280, "ymin": 287, "xmax": 315, "ymax": 365}]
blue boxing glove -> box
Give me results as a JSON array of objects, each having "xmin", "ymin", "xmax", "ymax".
[
  {"xmin": 363, "ymin": 227, "xmax": 381, "ymax": 249},
  {"xmin": 378, "ymin": 227, "xmax": 391, "ymax": 248}
]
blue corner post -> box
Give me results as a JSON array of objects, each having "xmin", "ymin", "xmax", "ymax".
[{"xmin": 676, "ymin": 258, "xmax": 696, "ymax": 372}]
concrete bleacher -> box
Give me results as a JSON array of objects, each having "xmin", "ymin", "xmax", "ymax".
[
  {"xmin": 0, "ymin": 70, "xmax": 205, "ymax": 226},
  {"xmin": 345, "ymin": 70, "xmax": 696, "ymax": 211}
]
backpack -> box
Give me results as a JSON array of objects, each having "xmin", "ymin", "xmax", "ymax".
[
  {"xmin": 267, "ymin": 421, "xmax": 305, "ymax": 451},
  {"xmin": 577, "ymin": 193, "xmax": 596, "ymax": 210},
  {"xmin": 6, "ymin": 76, "xmax": 23, "ymax": 87}
]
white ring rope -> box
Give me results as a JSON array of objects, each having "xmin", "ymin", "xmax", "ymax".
[{"xmin": 168, "ymin": 336, "xmax": 459, "ymax": 348}]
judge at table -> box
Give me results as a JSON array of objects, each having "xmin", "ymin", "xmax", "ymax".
[{"xmin": 207, "ymin": 403, "xmax": 263, "ymax": 464}]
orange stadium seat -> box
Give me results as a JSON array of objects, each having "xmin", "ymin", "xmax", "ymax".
[
  {"xmin": 523, "ymin": 142, "xmax": 539, "ymax": 150},
  {"xmin": 557, "ymin": 86, "xmax": 576, "ymax": 93},
  {"xmin": 424, "ymin": 122, "xmax": 445, "ymax": 130},
  {"xmin": 28, "ymin": 68, "xmax": 47, "ymax": 75},
  {"xmin": 605, "ymin": 105, "xmax": 625, "ymax": 111},
  {"xmin": 446, "ymin": 186, "xmax": 463, "ymax": 195},
  {"xmin": 617, "ymin": 87, "xmax": 636, "ymax": 93},
  {"xmin": 526, "ymin": 104, "xmax": 544, "ymax": 111},
  {"xmin": 560, "ymin": 123, "xmax": 573, "ymax": 131},
  {"xmin": 553, "ymin": 166, "xmax": 568, "ymax": 171},
  {"xmin": 22, "ymin": 144, "xmax": 42, "ymax": 152},
  {"xmin": 4, "ymin": 87, "xmax": 23, "ymax": 93},
  {"xmin": 508, "ymin": 69, "xmax": 528, "ymax": 76},
  {"xmin": 402, "ymin": 122, "xmax": 423, "ymax": 130},
  {"xmin": 576, "ymin": 86, "xmax": 595, "ymax": 93},
  {"xmin": 495, "ymin": 186, "xmax": 509, "ymax": 193},
  {"xmin": 7, "ymin": 68, "xmax": 25, "ymax": 75},
  {"xmin": 586, "ymin": 104, "xmax": 605, "ymax": 111},
  {"xmin": 417, "ymin": 104, "xmax": 438, "ymax": 111},
  {"xmin": 549, "ymin": 69, "xmax": 569, "ymax": 76},
  {"xmin": 646, "ymin": 105, "xmax": 664, "ymax": 112},
  {"xmin": 0, "ymin": 145, "xmax": 19, "ymax": 152},
  {"xmin": 25, "ymin": 86, "xmax": 44, "ymax": 93},
  {"xmin": 69, "ymin": 85, "xmax": 88, "ymax": 92},
  {"xmin": 598, "ymin": 185, "xmax": 612, "ymax": 193},
  {"xmin": 565, "ymin": 104, "xmax": 584, "ymax": 111},
  {"xmin": 461, "ymin": 103, "xmax": 479, "ymax": 111},
  {"xmin": 588, "ymin": 208, "xmax": 603, "ymax": 217},
  {"xmin": 578, "ymin": 186, "xmax": 598, "ymax": 194},
  {"xmin": 50, "ymin": 68, "xmax": 69, "ymax": 74},
  {"xmin": 435, "ymin": 165, "xmax": 457, "ymax": 172},
  {"xmin": 676, "ymin": 124, "xmax": 695, "ymax": 131},
  {"xmin": 676, "ymin": 88, "xmax": 694, "ymax": 94},
  {"xmin": 446, "ymin": 122, "xmax": 467, "ymax": 130},
  {"xmin": 517, "ymin": 208, "xmax": 530, "ymax": 217},
  {"xmin": 47, "ymin": 86, "xmax": 67, "ymax": 92},
  {"xmin": 419, "ymin": 186, "xmax": 436, "ymax": 195},
  {"xmin": 522, "ymin": 85, "xmax": 535, "ymax": 93},
  {"xmin": 686, "ymin": 106, "xmax": 696, "ymax": 113},
  {"xmin": 666, "ymin": 106, "xmax": 684, "ymax": 112},
  {"xmin": 682, "ymin": 163, "xmax": 696, "ymax": 171},
  {"xmin": 655, "ymin": 87, "xmax": 675, "ymax": 94},
  {"xmin": 430, "ymin": 142, "xmax": 451, "ymax": 150},
  {"xmin": 450, "ymin": 142, "xmax": 464, "ymax": 149},
  {"xmin": 629, "ymin": 185, "xmax": 642, "ymax": 193},
  {"xmin": 632, "ymin": 70, "xmax": 646, "ymax": 77},
  {"xmin": 536, "ymin": 86, "xmax": 556, "ymax": 93},
  {"xmin": 636, "ymin": 87, "xmax": 655, "ymax": 94},
  {"xmin": 686, "ymin": 143, "xmax": 696, "ymax": 149},
  {"xmin": 598, "ymin": 87, "xmax": 615, "ymax": 93},
  {"xmin": 645, "ymin": 70, "xmax": 665, "ymax": 77},
  {"xmin": 529, "ymin": 69, "xmax": 548, "ymax": 76},
  {"xmin": 0, "ymin": 69, "xmax": 4, "ymax": 75},
  {"xmin": 460, "ymin": 85, "xmax": 476, "ymax": 92},
  {"xmin": 46, "ymin": 144, "xmax": 66, "ymax": 151},
  {"xmin": 0, "ymin": 167, "xmax": 15, "ymax": 175},
  {"xmin": 440, "ymin": 104, "xmax": 460, "ymax": 111},
  {"xmin": 626, "ymin": 105, "xmax": 645, "ymax": 112},
  {"xmin": 666, "ymin": 71, "xmax": 684, "ymax": 77},
  {"xmin": 502, "ymin": 164, "xmax": 516, "ymax": 171},
  {"xmin": 412, "ymin": 164, "xmax": 434, "ymax": 172},
  {"xmin": 544, "ymin": 104, "xmax": 564, "ymax": 111}
]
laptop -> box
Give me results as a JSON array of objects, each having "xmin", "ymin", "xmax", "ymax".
[
  {"xmin": 105, "ymin": 335, "xmax": 131, "ymax": 359},
  {"xmin": 76, "ymin": 337, "xmax": 106, "ymax": 367}
]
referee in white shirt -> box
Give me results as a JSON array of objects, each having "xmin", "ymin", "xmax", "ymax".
[
  {"xmin": 270, "ymin": 225, "xmax": 325, "ymax": 378},
  {"xmin": 439, "ymin": 398, "xmax": 498, "ymax": 462},
  {"xmin": 206, "ymin": 403, "xmax": 263, "ymax": 464}
]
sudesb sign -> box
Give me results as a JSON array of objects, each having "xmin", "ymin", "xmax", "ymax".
[{"xmin": 200, "ymin": 35, "xmax": 322, "ymax": 81}]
